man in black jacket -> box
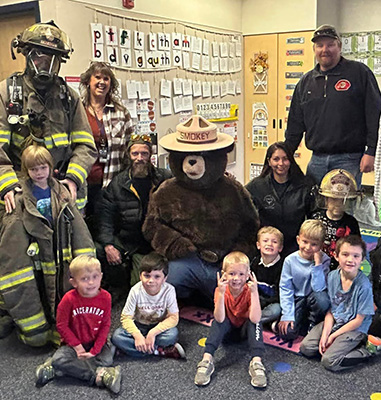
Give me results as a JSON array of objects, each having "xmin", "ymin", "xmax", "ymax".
[
  {"xmin": 285, "ymin": 24, "xmax": 381, "ymax": 187},
  {"xmin": 97, "ymin": 135, "xmax": 171, "ymax": 295}
]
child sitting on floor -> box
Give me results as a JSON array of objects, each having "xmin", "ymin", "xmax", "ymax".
[
  {"xmin": 251, "ymin": 226, "xmax": 284, "ymax": 325},
  {"xmin": 312, "ymin": 169, "xmax": 360, "ymax": 270},
  {"xmin": 275, "ymin": 219, "xmax": 330, "ymax": 341},
  {"xmin": 300, "ymin": 235, "xmax": 375, "ymax": 371},
  {"xmin": 112, "ymin": 252, "xmax": 185, "ymax": 359},
  {"xmin": 194, "ymin": 251, "xmax": 266, "ymax": 388},
  {"xmin": 35, "ymin": 255, "xmax": 121, "ymax": 394}
]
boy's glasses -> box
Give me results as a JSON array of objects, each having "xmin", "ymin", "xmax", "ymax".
[{"xmin": 130, "ymin": 134, "xmax": 152, "ymax": 143}]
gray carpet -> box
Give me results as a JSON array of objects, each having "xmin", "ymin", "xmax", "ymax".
[{"xmin": 0, "ymin": 303, "xmax": 380, "ymax": 400}]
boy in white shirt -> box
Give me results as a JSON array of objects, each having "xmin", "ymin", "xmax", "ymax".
[{"xmin": 112, "ymin": 252, "xmax": 185, "ymax": 359}]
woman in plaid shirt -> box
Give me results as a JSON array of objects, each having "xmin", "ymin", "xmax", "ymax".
[{"xmin": 80, "ymin": 62, "xmax": 134, "ymax": 237}]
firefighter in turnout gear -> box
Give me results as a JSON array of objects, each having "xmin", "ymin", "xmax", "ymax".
[
  {"xmin": 0, "ymin": 21, "xmax": 97, "ymax": 216},
  {"xmin": 0, "ymin": 145, "xmax": 96, "ymax": 346}
]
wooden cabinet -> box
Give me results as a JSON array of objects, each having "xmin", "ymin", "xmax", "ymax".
[{"xmin": 244, "ymin": 31, "xmax": 314, "ymax": 183}]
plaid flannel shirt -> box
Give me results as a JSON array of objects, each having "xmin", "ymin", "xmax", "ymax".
[{"xmin": 101, "ymin": 103, "xmax": 135, "ymax": 187}]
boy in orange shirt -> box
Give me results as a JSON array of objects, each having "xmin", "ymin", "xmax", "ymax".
[{"xmin": 194, "ymin": 252, "xmax": 266, "ymax": 388}]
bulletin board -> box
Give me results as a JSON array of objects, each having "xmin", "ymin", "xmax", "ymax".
[{"xmin": 64, "ymin": 4, "xmax": 243, "ymax": 168}]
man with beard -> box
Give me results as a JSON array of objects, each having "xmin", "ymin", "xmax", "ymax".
[
  {"xmin": 285, "ymin": 24, "xmax": 381, "ymax": 187},
  {"xmin": 97, "ymin": 135, "xmax": 171, "ymax": 299}
]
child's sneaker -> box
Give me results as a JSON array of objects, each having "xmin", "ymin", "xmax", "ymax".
[
  {"xmin": 35, "ymin": 357, "xmax": 55, "ymax": 387},
  {"xmin": 194, "ymin": 359, "xmax": 215, "ymax": 386},
  {"xmin": 249, "ymin": 359, "xmax": 267, "ymax": 388},
  {"xmin": 366, "ymin": 335, "xmax": 381, "ymax": 355},
  {"xmin": 155, "ymin": 343, "xmax": 186, "ymax": 359},
  {"xmin": 271, "ymin": 321, "xmax": 278, "ymax": 334},
  {"xmin": 96, "ymin": 365, "xmax": 122, "ymax": 394}
]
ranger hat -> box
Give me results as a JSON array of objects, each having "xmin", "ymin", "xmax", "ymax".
[
  {"xmin": 312, "ymin": 24, "xmax": 340, "ymax": 42},
  {"xmin": 160, "ymin": 115, "xmax": 234, "ymax": 152}
]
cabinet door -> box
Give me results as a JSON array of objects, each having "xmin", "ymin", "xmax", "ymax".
[
  {"xmin": 278, "ymin": 31, "xmax": 314, "ymax": 174},
  {"xmin": 244, "ymin": 34, "xmax": 278, "ymax": 183}
]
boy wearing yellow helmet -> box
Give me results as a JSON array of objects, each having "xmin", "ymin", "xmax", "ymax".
[{"xmin": 312, "ymin": 169, "xmax": 361, "ymax": 270}]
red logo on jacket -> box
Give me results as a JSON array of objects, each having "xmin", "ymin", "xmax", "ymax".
[{"xmin": 335, "ymin": 79, "xmax": 351, "ymax": 91}]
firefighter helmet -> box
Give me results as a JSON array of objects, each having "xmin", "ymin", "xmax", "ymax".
[
  {"xmin": 12, "ymin": 20, "xmax": 73, "ymax": 59},
  {"xmin": 319, "ymin": 169, "xmax": 359, "ymax": 199}
]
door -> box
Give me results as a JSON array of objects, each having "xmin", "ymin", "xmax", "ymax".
[
  {"xmin": 278, "ymin": 31, "xmax": 314, "ymax": 174},
  {"xmin": 0, "ymin": 12, "xmax": 37, "ymax": 81},
  {"xmin": 244, "ymin": 33, "xmax": 278, "ymax": 183}
]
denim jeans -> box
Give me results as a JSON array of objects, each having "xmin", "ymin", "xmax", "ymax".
[
  {"xmin": 280, "ymin": 290, "xmax": 330, "ymax": 341},
  {"xmin": 204, "ymin": 318, "xmax": 265, "ymax": 358},
  {"xmin": 166, "ymin": 255, "xmax": 221, "ymax": 300},
  {"xmin": 261, "ymin": 303, "xmax": 281, "ymax": 325},
  {"xmin": 111, "ymin": 322, "xmax": 178, "ymax": 357},
  {"xmin": 306, "ymin": 152, "xmax": 362, "ymax": 187},
  {"xmin": 51, "ymin": 342, "xmax": 114, "ymax": 385}
]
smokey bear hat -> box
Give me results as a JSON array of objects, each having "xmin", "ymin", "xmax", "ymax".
[{"xmin": 160, "ymin": 115, "xmax": 234, "ymax": 152}]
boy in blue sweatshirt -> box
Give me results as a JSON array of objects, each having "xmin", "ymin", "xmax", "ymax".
[{"xmin": 275, "ymin": 220, "xmax": 330, "ymax": 341}]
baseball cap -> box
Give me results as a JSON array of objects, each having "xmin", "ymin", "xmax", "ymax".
[{"xmin": 312, "ymin": 24, "xmax": 340, "ymax": 42}]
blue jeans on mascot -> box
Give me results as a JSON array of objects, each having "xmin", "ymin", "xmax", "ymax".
[{"xmin": 166, "ymin": 254, "xmax": 221, "ymax": 302}]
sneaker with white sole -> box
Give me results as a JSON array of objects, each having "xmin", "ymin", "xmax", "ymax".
[
  {"xmin": 249, "ymin": 359, "xmax": 267, "ymax": 388},
  {"xmin": 35, "ymin": 357, "xmax": 55, "ymax": 387},
  {"xmin": 194, "ymin": 359, "xmax": 215, "ymax": 386},
  {"xmin": 155, "ymin": 343, "xmax": 186, "ymax": 359},
  {"xmin": 96, "ymin": 365, "xmax": 122, "ymax": 394}
]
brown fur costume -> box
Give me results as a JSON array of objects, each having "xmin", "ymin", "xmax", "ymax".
[{"xmin": 143, "ymin": 147, "xmax": 259, "ymax": 262}]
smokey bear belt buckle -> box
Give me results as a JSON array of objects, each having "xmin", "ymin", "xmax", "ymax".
[{"xmin": 199, "ymin": 250, "xmax": 219, "ymax": 263}]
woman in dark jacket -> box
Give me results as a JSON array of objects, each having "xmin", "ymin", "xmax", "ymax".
[{"xmin": 246, "ymin": 141, "xmax": 315, "ymax": 257}]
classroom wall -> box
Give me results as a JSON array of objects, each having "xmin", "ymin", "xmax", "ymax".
[
  {"xmin": 32, "ymin": 0, "xmax": 245, "ymax": 181},
  {"xmin": 72, "ymin": 0, "xmax": 242, "ymax": 32},
  {"xmin": 316, "ymin": 0, "xmax": 339, "ymax": 29},
  {"xmin": 241, "ymin": 0, "xmax": 317, "ymax": 35},
  {"xmin": 338, "ymin": 0, "xmax": 381, "ymax": 32}
]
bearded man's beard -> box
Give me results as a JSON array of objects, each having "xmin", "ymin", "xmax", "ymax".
[{"xmin": 132, "ymin": 161, "xmax": 151, "ymax": 178}]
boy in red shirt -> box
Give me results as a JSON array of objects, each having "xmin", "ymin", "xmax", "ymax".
[
  {"xmin": 194, "ymin": 251, "xmax": 266, "ymax": 388},
  {"xmin": 35, "ymin": 255, "xmax": 121, "ymax": 394}
]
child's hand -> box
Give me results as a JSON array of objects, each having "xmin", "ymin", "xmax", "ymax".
[
  {"xmin": 278, "ymin": 320, "xmax": 294, "ymax": 336},
  {"xmin": 73, "ymin": 344, "xmax": 86, "ymax": 358},
  {"xmin": 247, "ymin": 271, "xmax": 258, "ymax": 293},
  {"xmin": 314, "ymin": 250, "xmax": 323, "ymax": 266},
  {"xmin": 145, "ymin": 331, "xmax": 157, "ymax": 354},
  {"xmin": 78, "ymin": 352, "xmax": 95, "ymax": 359},
  {"xmin": 217, "ymin": 271, "xmax": 228, "ymax": 294},
  {"xmin": 134, "ymin": 334, "xmax": 147, "ymax": 353},
  {"xmin": 319, "ymin": 334, "xmax": 328, "ymax": 354}
]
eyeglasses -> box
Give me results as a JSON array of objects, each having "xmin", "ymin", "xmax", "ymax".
[{"xmin": 130, "ymin": 134, "xmax": 152, "ymax": 143}]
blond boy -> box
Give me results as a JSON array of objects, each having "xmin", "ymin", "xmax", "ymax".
[
  {"xmin": 276, "ymin": 220, "xmax": 331, "ymax": 341},
  {"xmin": 35, "ymin": 255, "xmax": 121, "ymax": 394},
  {"xmin": 195, "ymin": 252, "xmax": 266, "ymax": 388}
]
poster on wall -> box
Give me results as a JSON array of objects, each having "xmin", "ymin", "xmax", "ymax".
[
  {"xmin": 250, "ymin": 163, "xmax": 263, "ymax": 181},
  {"xmin": 252, "ymin": 102, "xmax": 268, "ymax": 149}
]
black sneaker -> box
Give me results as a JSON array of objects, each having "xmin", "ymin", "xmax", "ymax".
[
  {"xmin": 155, "ymin": 343, "xmax": 186, "ymax": 359},
  {"xmin": 35, "ymin": 358, "xmax": 55, "ymax": 387}
]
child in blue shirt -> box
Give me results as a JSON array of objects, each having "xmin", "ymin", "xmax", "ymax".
[
  {"xmin": 275, "ymin": 219, "xmax": 330, "ymax": 341},
  {"xmin": 300, "ymin": 235, "xmax": 375, "ymax": 371}
]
